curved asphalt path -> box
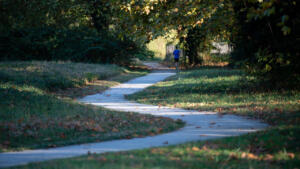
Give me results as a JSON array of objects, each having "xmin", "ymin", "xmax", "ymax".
[{"xmin": 0, "ymin": 62, "xmax": 268, "ymax": 168}]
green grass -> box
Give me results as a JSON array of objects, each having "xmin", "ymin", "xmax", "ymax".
[
  {"xmin": 9, "ymin": 126, "xmax": 299, "ymax": 169},
  {"xmin": 0, "ymin": 61, "xmax": 144, "ymax": 92},
  {"xmin": 0, "ymin": 61, "xmax": 184, "ymax": 152},
  {"xmin": 128, "ymin": 68, "xmax": 300, "ymax": 125},
  {"xmin": 4, "ymin": 66, "xmax": 299, "ymax": 168}
]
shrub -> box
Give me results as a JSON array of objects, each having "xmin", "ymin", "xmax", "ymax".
[
  {"xmin": 230, "ymin": 0, "xmax": 299, "ymax": 88},
  {"xmin": 0, "ymin": 27, "xmax": 139, "ymax": 65}
]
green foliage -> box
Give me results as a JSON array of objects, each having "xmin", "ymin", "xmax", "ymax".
[
  {"xmin": 133, "ymin": 47, "xmax": 155, "ymax": 61},
  {"xmin": 0, "ymin": 0, "xmax": 144, "ymax": 65},
  {"xmin": 180, "ymin": 2, "xmax": 233, "ymax": 65},
  {"xmin": 0, "ymin": 0, "xmax": 90, "ymax": 31},
  {"xmin": 109, "ymin": 0, "xmax": 298, "ymax": 87},
  {"xmin": 184, "ymin": 26, "xmax": 205, "ymax": 65},
  {"xmin": 230, "ymin": 0, "xmax": 300, "ymax": 87},
  {"xmin": 0, "ymin": 28, "xmax": 138, "ymax": 65},
  {"xmin": 207, "ymin": 54, "xmax": 230, "ymax": 64},
  {"xmin": 87, "ymin": 0, "xmax": 111, "ymax": 32},
  {"xmin": 1, "ymin": 0, "xmax": 298, "ymax": 84}
]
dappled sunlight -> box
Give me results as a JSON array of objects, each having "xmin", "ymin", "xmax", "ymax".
[
  {"xmin": 34, "ymin": 136, "xmax": 297, "ymax": 169},
  {"xmin": 0, "ymin": 67, "xmax": 278, "ymax": 168},
  {"xmin": 0, "ymin": 83, "xmax": 44, "ymax": 95},
  {"xmin": 0, "ymin": 0, "xmax": 297, "ymax": 166},
  {"xmin": 79, "ymin": 71, "xmax": 268, "ymax": 142},
  {"xmin": 86, "ymin": 101, "xmax": 218, "ymax": 116},
  {"xmin": 128, "ymin": 68, "xmax": 300, "ymax": 126},
  {"xmin": 148, "ymin": 146, "xmax": 296, "ymax": 163},
  {"xmin": 0, "ymin": 61, "xmax": 127, "ymax": 91}
]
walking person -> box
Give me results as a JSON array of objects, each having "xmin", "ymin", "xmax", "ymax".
[{"xmin": 173, "ymin": 46, "xmax": 180, "ymax": 73}]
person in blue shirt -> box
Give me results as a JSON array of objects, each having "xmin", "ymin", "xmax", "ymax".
[{"xmin": 173, "ymin": 46, "xmax": 180, "ymax": 71}]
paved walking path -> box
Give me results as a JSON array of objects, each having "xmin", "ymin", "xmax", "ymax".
[{"xmin": 0, "ymin": 62, "xmax": 268, "ymax": 168}]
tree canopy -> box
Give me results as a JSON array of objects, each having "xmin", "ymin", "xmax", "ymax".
[
  {"xmin": 112, "ymin": 0, "xmax": 299, "ymax": 86},
  {"xmin": 1, "ymin": 0, "xmax": 299, "ymax": 86}
]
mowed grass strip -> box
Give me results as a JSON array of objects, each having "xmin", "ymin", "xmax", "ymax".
[{"xmin": 0, "ymin": 61, "xmax": 184, "ymax": 152}]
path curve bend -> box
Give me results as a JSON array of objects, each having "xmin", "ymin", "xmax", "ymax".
[{"xmin": 0, "ymin": 65, "xmax": 268, "ymax": 168}]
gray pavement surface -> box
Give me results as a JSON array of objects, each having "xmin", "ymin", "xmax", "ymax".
[{"xmin": 0, "ymin": 64, "xmax": 268, "ymax": 168}]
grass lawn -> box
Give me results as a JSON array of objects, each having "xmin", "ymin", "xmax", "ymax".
[
  {"xmin": 128, "ymin": 67, "xmax": 300, "ymax": 125},
  {"xmin": 9, "ymin": 127, "xmax": 299, "ymax": 169},
  {"xmin": 4, "ymin": 66, "xmax": 299, "ymax": 169},
  {"xmin": 0, "ymin": 61, "xmax": 184, "ymax": 152}
]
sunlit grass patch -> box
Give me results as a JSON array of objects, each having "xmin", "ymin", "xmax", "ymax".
[
  {"xmin": 128, "ymin": 68, "xmax": 300, "ymax": 125},
  {"xmin": 0, "ymin": 61, "xmax": 126, "ymax": 91}
]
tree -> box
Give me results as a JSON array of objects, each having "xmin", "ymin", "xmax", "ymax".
[
  {"xmin": 1, "ymin": 0, "xmax": 299, "ymax": 86},
  {"xmin": 230, "ymin": 0, "xmax": 300, "ymax": 86}
]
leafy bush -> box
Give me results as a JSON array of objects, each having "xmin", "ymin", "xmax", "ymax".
[
  {"xmin": 133, "ymin": 47, "xmax": 155, "ymax": 61},
  {"xmin": 0, "ymin": 27, "xmax": 138, "ymax": 65},
  {"xmin": 230, "ymin": 0, "xmax": 299, "ymax": 87}
]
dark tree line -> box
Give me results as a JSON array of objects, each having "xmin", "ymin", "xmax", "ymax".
[
  {"xmin": 230, "ymin": 0, "xmax": 299, "ymax": 87},
  {"xmin": 0, "ymin": 0, "xmax": 145, "ymax": 65},
  {"xmin": 0, "ymin": 0, "xmax": 299, "ymax": 86}
]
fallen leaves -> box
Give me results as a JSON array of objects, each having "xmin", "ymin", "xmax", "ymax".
[
  {"xmin": 263, "ymin": 154, "xmax": 274, "ymax": 161},
  {"xmin": 151, "ymin": 148, "xmax": 166, "ymax": 154},
  {"xmin": 59, "ymin": 133, "xmax": 66, "ymax": 139},
  {"xmin": 92, "ymin": 126, "xmax": 105, "ymax": 132},
  {"xmin": 112, "ymin": 128, "xmax": 119, "ymax": 132},
  {"xmin": 187, "ymin": 145, "xmax": 209, "ymax": 152},
  {"xmin": 192, "ymin": 146, "xmax": 200, "ymax": 151},
  {"xmin": 287, "ymin": 153, "xmax": 295, "ymax": 159},
  {"xmin": 241, "ymin": 152, "xmax": 259, "ymax": 160},
  {"xmin": 0, "ymin": 109, "xmax": 183, "ymax": 150}
]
